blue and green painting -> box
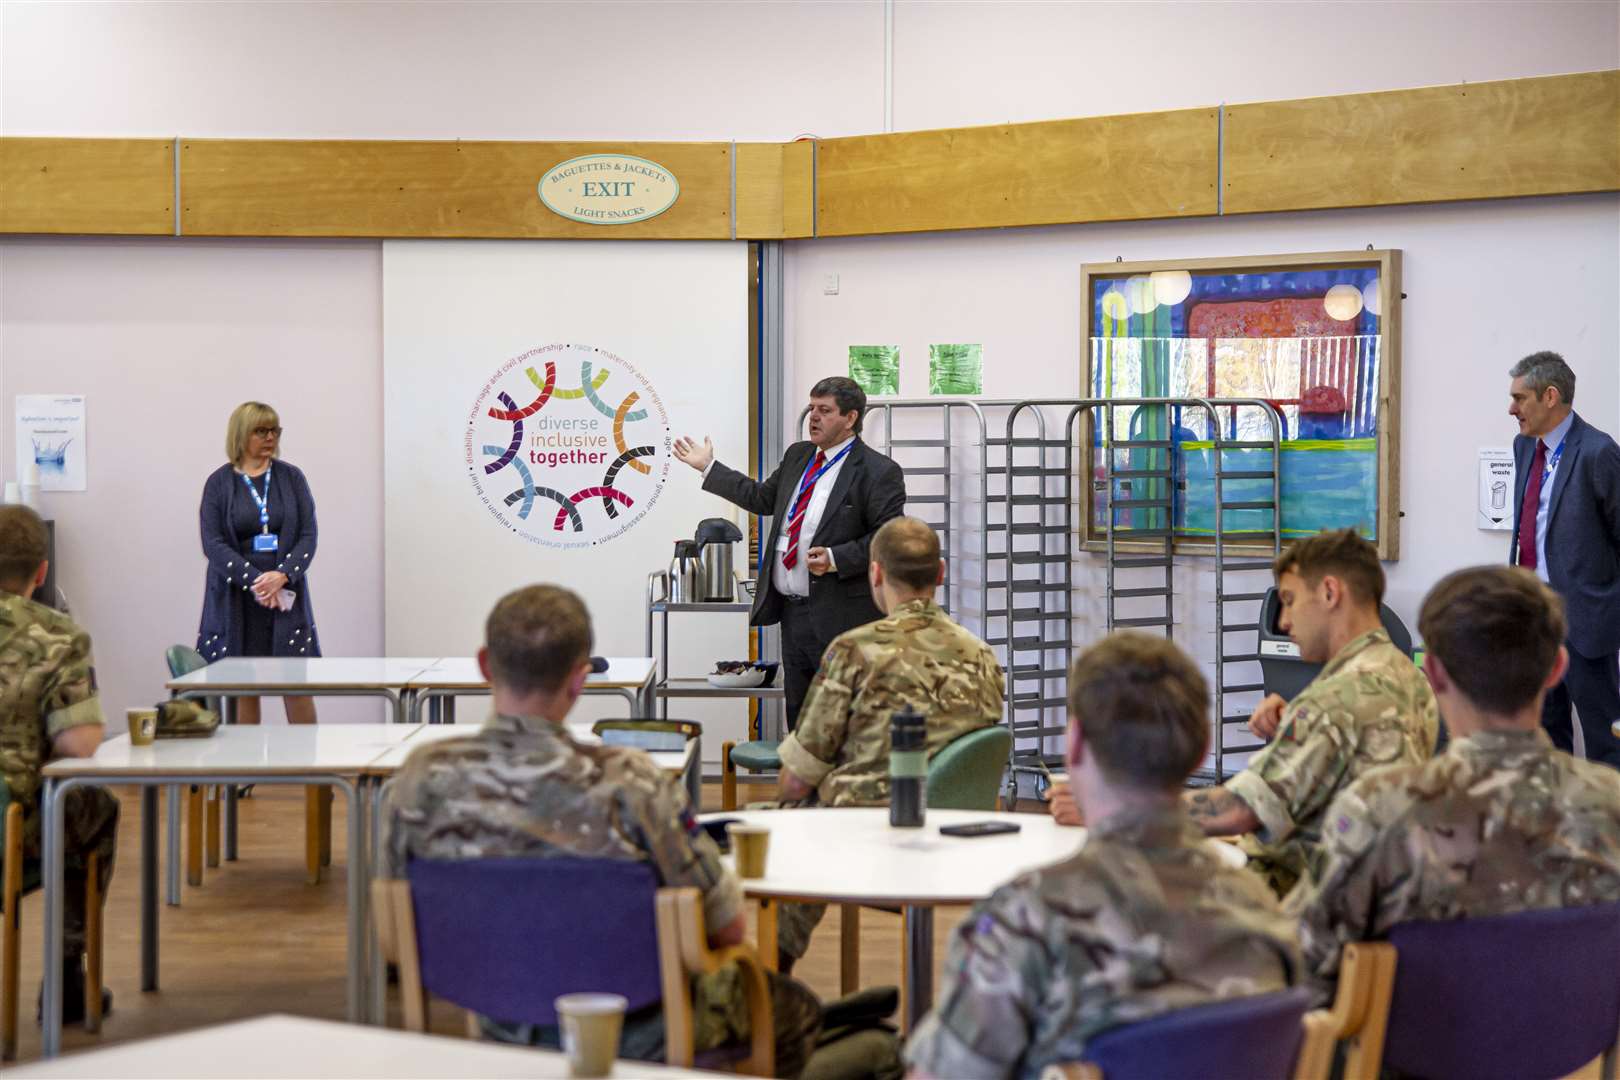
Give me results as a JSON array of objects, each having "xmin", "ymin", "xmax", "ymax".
[{"xmin": 1087, "ymin": 263, "xmax": 1385, "ymax": 542}]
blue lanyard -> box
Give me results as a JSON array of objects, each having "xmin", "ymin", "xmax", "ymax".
[
  {"xmin": 240, "ymin": 466, "xmax": 272, "ymax": 534},
  {"xmin": 1542, "ymin": 439, "xmax": 1565, "ymax": 484},
  {"xmin": 796, "ymin": 441, "xmax": 854, "ymax": 502}
]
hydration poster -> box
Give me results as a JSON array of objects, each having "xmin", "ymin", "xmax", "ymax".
[{"xmin": 15, "ymin": 394, "xmax": 87, "ymax": 491}]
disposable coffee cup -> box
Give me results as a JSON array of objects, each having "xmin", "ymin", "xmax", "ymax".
[
  {"xmin": 127, "ymin": 708, "xmax": 158, "ymax": 746},
  {"xmin": 726, "ymin": 823, "xmax": 771, "ymax": 879},
  {"xmin": 554, "ymin": 992, "xmax": 627, "ymax": 1078}
]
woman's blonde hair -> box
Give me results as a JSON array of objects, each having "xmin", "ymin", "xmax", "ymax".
[{"xmin": 225, "ymin": 402, "xmax": 281, "ymax": 465}]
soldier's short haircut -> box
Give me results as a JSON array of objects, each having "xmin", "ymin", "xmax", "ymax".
[
  {"xmin": 1509, "ymin": 350, "xmax": 1576, "ymax": 407},
  {"xmin": 809, "ymin": 376, "xmax": 866, "ymax": 434},
  {"xmin": 0, "ymin": 505, "xmax": 49, "ymax": 593},
  {"xmin": 1067, "ymin": 632, "xmax": 1209, "ymax": 791},
  {"xmin": 484, "ymin": 584, "xmax": 594, "ymax": 696},
  {"xmin": 1273, "ymin": 528, "xmax": 1384, "ymax": 608},
  {"xmin": 871, "ymin": 517, "xmax": 940, "ymax": 592},
  {"xmin": 1419, "ymin": 565, "xmax": 1566, "ymax": 714}
]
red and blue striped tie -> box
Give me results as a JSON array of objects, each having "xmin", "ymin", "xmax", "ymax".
[{"xmin": 781, "ymin": 451, "xmax": 827, "ymax": 570}]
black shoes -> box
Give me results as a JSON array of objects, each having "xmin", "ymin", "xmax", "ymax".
[{"xmin": 36, "ymin": 953, "xmax": 113, "ymax": 1028}]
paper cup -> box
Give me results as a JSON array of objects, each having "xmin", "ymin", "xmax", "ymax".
[
  {"xmin": 555, "ymin": 992, "xmax": 627, "ymax": 1078},
  {"xmin": 127, "ymin": 708, "xmax": 158, "ymax": 746},
  {"xmin": 726, "ymin": 823, "xmax": 771, "ymax": 879}
]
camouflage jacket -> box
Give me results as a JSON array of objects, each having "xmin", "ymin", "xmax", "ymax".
[
  {"xmin": 1226, "ymin": 628, "xmax": 1438, "ymax": 895},
  {"xmin": 383, "ymin": 712, "xmax": 742, "ymax": 934},
  {"xmin": 778, "ymin": 598, "xmax": 1003, "ymax": 806},
  {"xmin": 1289, "ymin": 728, "xmax": 1620, "ymax": 996},
  {"xmin": 905, "ymin": 804, "xmax": 1300, "ymax": 1080},
  {"xmin": 0, "ymin": 592, "xmax": 104, "ymax": 841}
]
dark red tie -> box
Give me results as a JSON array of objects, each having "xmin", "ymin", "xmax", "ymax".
[
  {"xmin": 781, "ymin": 451, "xmax": 826, "ymax": 570},
  {"xmin": 1517, "ymin": 439, "xmax": 1547, "ymax": 570}
]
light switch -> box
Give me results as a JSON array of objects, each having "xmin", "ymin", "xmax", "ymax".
[{"xmin": 823, "ymin": 274, "xmax": 840, "ymax": 295}]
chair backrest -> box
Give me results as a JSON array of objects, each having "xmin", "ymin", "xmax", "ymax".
[
  {"xmin": 927, "ymin": 725, "xmax": 1012, "ymax": 810},
  {"xmin": 165, "ymin": 645, "xmax": 208, "ymax": 678},
  {"xmin": 1382, "ymin": 902, "xmax": 1620, "ymax": 1080},
  {"xmin": 406, "ymin": 856, "xmax": 663, "ymax": 1027},
  {"xmin": 1080, "ymin": 987, "xmax": 1312, "ymax": 1079}
]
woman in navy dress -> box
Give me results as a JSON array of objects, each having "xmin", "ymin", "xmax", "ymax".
[{"xmin": 196, "ymin": 401, "xmax": 320, "ymax": 724}]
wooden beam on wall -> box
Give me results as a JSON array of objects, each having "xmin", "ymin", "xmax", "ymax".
[
  {"xmin": 179, "ymin": 139, "xmax": 734, "ymax": 239},
  {"xmin": 734, "ymin": 142, "xmax": 816, "ymax": 239},
  {"xmin": 1224, "ymin": 70, "xmax": 1620, "ymax": 214},
  {"xmin": 0, "ymin": 138, "xmax": 174, "ymax": 235},
  {"xmin": 815, "ymin": 107, "xmax": 1220, "ymax": 237}
]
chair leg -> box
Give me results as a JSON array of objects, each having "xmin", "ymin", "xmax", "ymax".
[
  {"xmin": 205, "ymin": 787, "xmax": 221, "ymax": 869},
  {"xmin": 721, "ymin": 741, "xmax": 737, "ymax": 811},
  {"xmin": 85, "ymin": 853, "xmax": 103, "ymax": 1034},
  {"xmin": 187, "ymin": 785, "xmax": 204, "ymax": 887},
  {"xmin": 319, "ymin": 787, "xmax": 333, "ymax": 868},
  {"xmin": 3, "ymin": 804, "xmax": 23, "ymax": 1061},
  {"xmin": 755, "ymin": 898, "xmax": 778, "ymax": 972},
  {"xmin": 305, "ymin": 788, "xmax": 322, "ymax": 885},
  {"xmin": 840, "ymin": 904, "xmax": 861, "ymax": 995}
]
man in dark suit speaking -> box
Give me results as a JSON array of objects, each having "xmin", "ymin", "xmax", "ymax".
[
  {"xmin": 1507, "ymin": 351, "xmax": 1620, "ymax": 768},
  {"xmin": 674, "ymin": 376, "xmax": 905, "ymax": 729}
]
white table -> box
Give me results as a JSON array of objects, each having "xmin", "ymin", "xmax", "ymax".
[
  {"xmin": 406, "ymin": 656, "xmax": 658, "ymax": 723},
  {"xmin": 9, "ymin": 1014, "xmax": 725, "ymax": 1078},
  {"xmin": 702, "ymin": 807, "xmax": 1246, "ymax": 1029},
  {"xmin": 37, "ymin": 727, "xmax": 424, "ymax": 1057}
]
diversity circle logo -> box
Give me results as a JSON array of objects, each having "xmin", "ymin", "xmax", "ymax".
[{"xmin": 466, "ymin": 343, "xmax": 671, "ymax": 548}]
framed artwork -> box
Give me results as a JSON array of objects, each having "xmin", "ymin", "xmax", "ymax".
[{"xmin": 1081, "ymin": 249, "xmax": 1401, "ymax": 559}]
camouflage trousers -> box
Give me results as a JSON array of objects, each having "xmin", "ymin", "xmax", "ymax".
[
  {"xmin": 779, "ymin": 899, "xmax": 829, "ymax": 962},
  {"xmin": 21, "ymin": 786, "xmax": 120, "ymax": 952},
  {"xmin": 482, "ymin": 965, "xmax": 822, "ymax": 1078},
  {"xmin": 1238, "ymin": 835, "xmax": 1306, "ymax": 901}
]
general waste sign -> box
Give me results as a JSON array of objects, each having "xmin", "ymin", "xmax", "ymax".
[{"xmin": 1478, "ymin": 447, "xmax": 1515, "ymax": 531}]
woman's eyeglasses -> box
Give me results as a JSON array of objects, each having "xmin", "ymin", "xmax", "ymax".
[{"xmin": 252, "ymin": 427, "xmax": 283, "ymax": 439}]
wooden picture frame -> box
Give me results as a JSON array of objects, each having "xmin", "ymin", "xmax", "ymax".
[{"xmin": 1080, "ymin": 249, "xmax": 1402, "ymax": 560}]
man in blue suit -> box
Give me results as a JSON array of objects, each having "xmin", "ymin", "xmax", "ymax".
[{"xmin": 1507, "ymin": 351, "xmax": 1620, "ymax": 768}]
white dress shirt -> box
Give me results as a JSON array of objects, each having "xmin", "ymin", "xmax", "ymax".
[
  {"xmin": 1533, "ymin": 410, "xmax": 1576, "ymax": 584},
  {"xmin": 771, "ymin": 435, "xmax": 854, "ymax": 598}
]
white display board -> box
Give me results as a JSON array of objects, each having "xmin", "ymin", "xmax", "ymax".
[{"xmin": 383, "ymin": 240, "xmax": 755, "ymax": 752}]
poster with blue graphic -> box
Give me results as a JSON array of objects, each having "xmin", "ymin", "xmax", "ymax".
[{"xmin": 15, "ymin": 394, "xmax": 87, "ymax": 491}]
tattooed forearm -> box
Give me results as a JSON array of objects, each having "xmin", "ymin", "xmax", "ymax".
[{"xmin": 1182, "ymin": 786, "xmax": 1262, "ymax": 836}]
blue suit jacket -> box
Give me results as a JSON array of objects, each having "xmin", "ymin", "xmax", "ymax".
[{"xmin": 1510, "ymin": 412, "xmax": 1620, "ymax": 657}]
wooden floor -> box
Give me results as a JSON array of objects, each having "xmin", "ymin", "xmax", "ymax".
[{"xmin": 4, "ymin": 782, "xmax": 985, "ymax": 1066}]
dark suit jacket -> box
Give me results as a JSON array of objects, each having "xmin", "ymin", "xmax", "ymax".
[
  {"xmin": 1510, "ymin": 412, "xmax": 1620, "ymax": 658},
  {"xmin": 703, "ymin": 439, "xmax": 906, "ymax": 640}
]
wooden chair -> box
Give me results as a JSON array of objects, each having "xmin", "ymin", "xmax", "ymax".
[
  {"xmin": 372, "ymin": 857, "xmax": 773, "ymax": 1076},
  {"xmin": 1036, "ymin": 987, "xmax": 1331, "ymax": 1080},
  {"xmin": 2, "ymin": 799, "xmax": 105, "ymax": 1060}
]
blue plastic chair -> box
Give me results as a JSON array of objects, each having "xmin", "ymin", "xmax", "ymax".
[
  {"xmin": 374, "ymin": 856, "xmax": 774, "ymax": 1074},
  {"xmin": 1376, "ymin": 902, "xmax": 1620, "ymax": 1080},
  {"xmin": 1077, "ymin": 987, "xmax": 1314, "ymax": 1079}
]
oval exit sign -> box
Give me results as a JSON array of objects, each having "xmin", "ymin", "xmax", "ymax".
[{"xmin": 538, "ymin": 154, "xmax": 680, "ymax": 225}]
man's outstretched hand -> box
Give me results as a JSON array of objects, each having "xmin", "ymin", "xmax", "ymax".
[{"xmin": 673, "ymin": 435, "xmax": 715, "ymax": 473}]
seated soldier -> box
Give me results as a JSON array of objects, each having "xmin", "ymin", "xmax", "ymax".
[
  {"xmin": 1178, "ymin": 528, "xmax": 1438, "ymax": 896},
  {"xmin": 774, "ymin": 515, "xmax": 1004, "ymax": 968},
  {"xmin": 0, "ymin": 506, "xmax": 118, "ymax": 1024},
  {"xmin": 906, "ymin": 632, "xmax": 1300, "ymax": 1080},
  {"xmin": 382, "ymin": 584, "xmax": 826, "ymax": 1075},
  {"xmin": 1290, "ymin": 565, "xmax": 1620, "ymax": 999}
]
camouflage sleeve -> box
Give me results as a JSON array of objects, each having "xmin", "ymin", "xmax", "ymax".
[
  {"xmin": 624, "ymin": 762, "xmax": 744, "ymax": 933},
  {"xmin": 1226, "ymin": 696, "xmax": 1350, "ymax": 845},
  {"xmin": 380, "ymin": 753, "xmax": 433, "ymax": 879},
  {"xmin": 779, "ymin": 639, "xmax": 861, "ymax": 787},
  {"xmin": 1286, "ymin": 781, "xmax": 1393, "ymax": 997},
  {"xmin": 905, "ymin": 885, "xmax": 1047, "ymax": 1079},
  {"xmin": 43, "ymin": 626, "xmax": 105, "ymax": 739}
]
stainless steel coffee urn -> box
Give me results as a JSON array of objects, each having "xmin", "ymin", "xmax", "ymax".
[
  {"xmin": 695, "ymin": 518, "xmax": 743, "ymax": 602},
  {"xmin": 668, "ymin": 540, "xmax": 702, "ymax": 603}
]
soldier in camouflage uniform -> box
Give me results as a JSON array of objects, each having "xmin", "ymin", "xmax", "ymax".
[
  {"xmin": 1182, "ymin": 529, "xmax": 1438, "ymax": 897},
  {"xmin": 383, "ymin": 584, "xmax": 823, "ymax": 1077},
  {"xmin": 1290, "ymin": 566, "xmax": 1620, "ymax": 999},
  {"xmin": 906, "ymin": 633, "xmax": 1300, "ymax": 1080},
  {"xmin": 0, "ymin": 505, "xmax": 118, "ymax": 1025},
  {"xmin": 772, "ymin": 517, "xmax": 1003, "ymax": 965}
]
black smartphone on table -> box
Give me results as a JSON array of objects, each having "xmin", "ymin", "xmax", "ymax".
[{"xmin": 939, "ymin": 821, "xmax": 1022, "ymax": 838}]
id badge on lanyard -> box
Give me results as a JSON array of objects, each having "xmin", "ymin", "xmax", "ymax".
[{"xmin": 242, "ymin": 467, "xmax": 279, "ymax": 552}]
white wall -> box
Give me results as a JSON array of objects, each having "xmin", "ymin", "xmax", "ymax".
[{"xmin": 0, "ymin": 0, "xmax": 1614, "ymax": 732}]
